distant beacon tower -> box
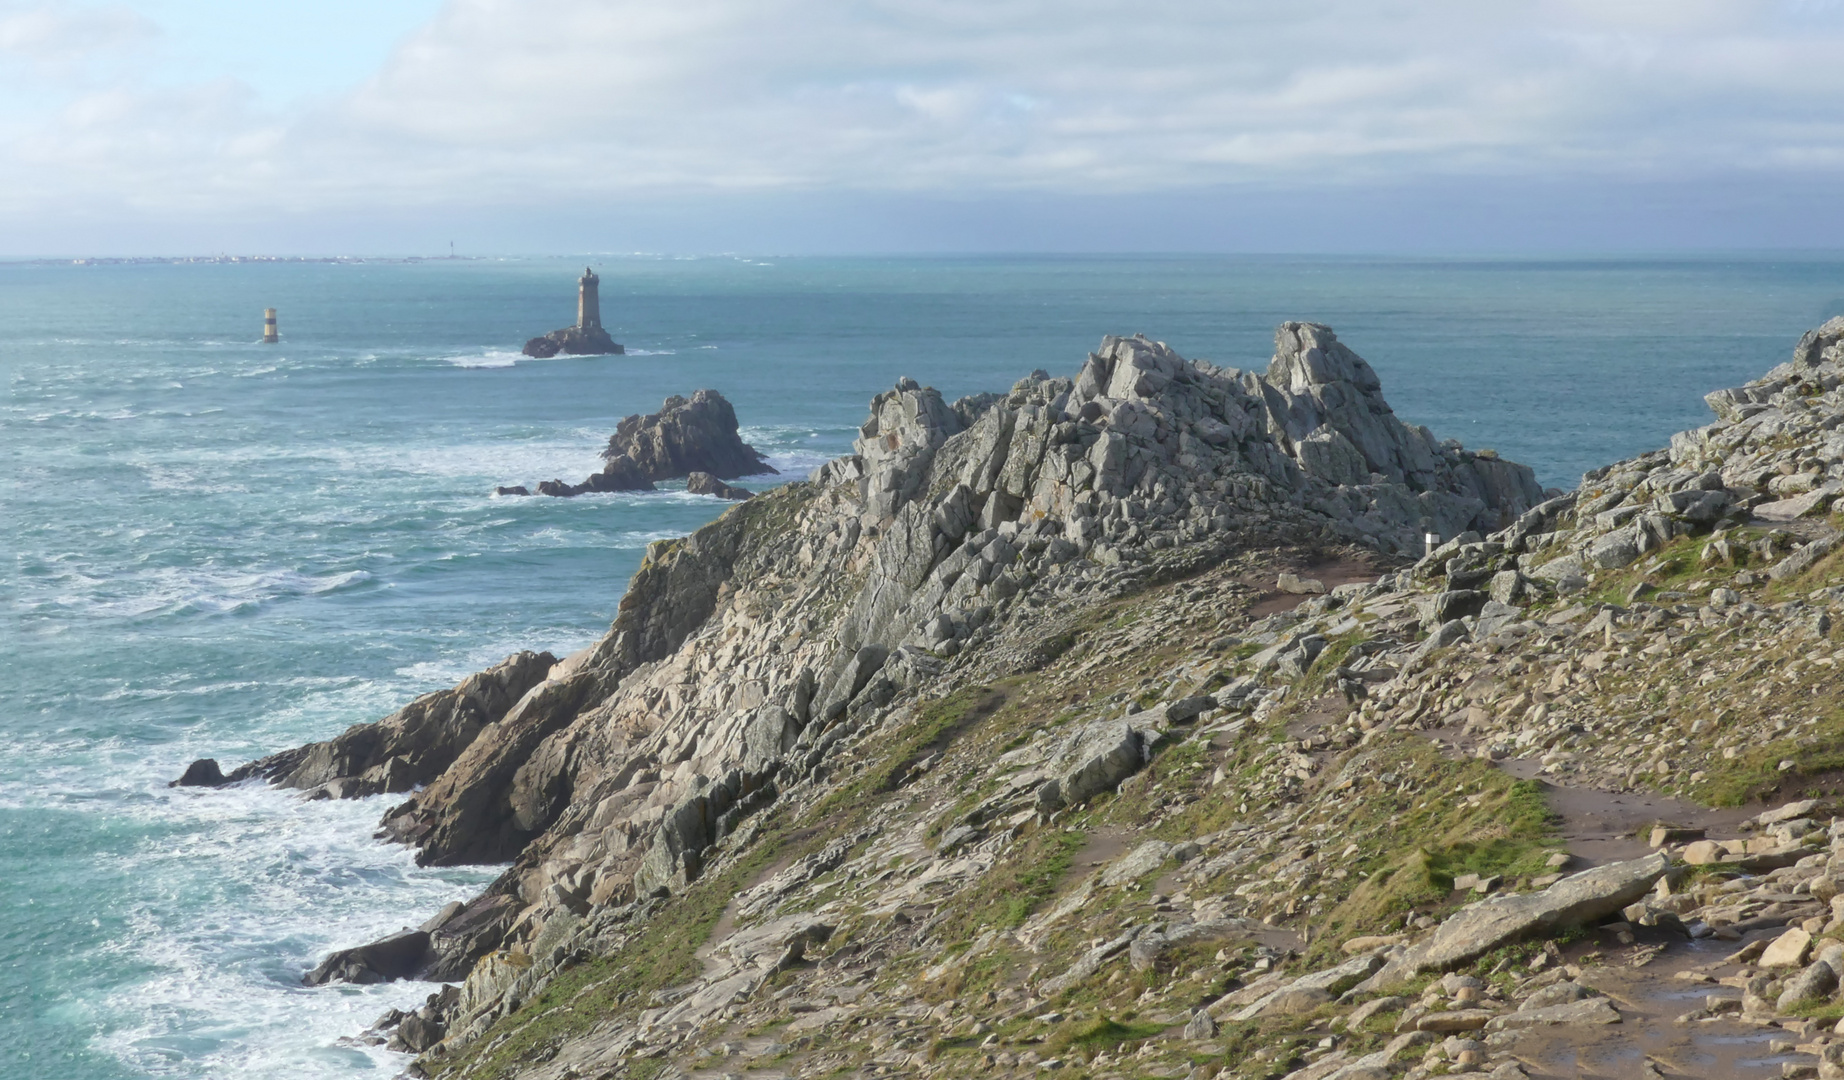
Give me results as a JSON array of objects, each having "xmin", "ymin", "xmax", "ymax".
[
  {"xmin": 262, "ymin": 308, "xmax": 279, "ymax": 344},
  {"xmin": 576, "ymin": 267, "xmax": 601, "ymax": 331}
]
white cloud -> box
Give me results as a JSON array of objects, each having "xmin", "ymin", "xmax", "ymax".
[
  {"xmin": 0, "ymin": 2, "xmax": 155, "ymax": 61},
  {"xmin": 4, "ymin": 0, "xmax": 1844, "ymax": 235}
]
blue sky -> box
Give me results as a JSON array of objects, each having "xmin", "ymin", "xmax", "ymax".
[{"xmin": 3, "ymin": 0, "xmax": 1844, "ymax": 255}]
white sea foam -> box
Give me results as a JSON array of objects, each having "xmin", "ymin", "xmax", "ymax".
[
  {"xmin": 442, "ymin": 349, "xmax": 526, "ymax": 369},
  {"xmin": 77, "ymin": 779, "xmax": 499, "ymax": 1079},
  {"xmin": 27, "ymin": 567, "xmax": 376, "ymax": 621}
]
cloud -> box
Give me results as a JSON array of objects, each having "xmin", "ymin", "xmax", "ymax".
[
  {"xmin": 4, "ymin": 0, "xmax": 1844, "ymax": 245},
  {"xmin": 0, "ymin": 2, "xmax": 155, "ymax": 63}
]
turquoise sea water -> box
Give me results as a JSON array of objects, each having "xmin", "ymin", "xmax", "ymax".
[{"xmin": 5, "ymin": 254, "xmax": 1844, "ymax": 1078}]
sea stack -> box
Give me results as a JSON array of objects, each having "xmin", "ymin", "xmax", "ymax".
[{"xmin": 521, "ymin": 268, "xmax": 624, "ymax": 358}]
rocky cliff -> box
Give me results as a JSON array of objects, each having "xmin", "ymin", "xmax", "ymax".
[{"xmin": 201, "ymin": 319, "xmax": 1844, "ymax": 1080}]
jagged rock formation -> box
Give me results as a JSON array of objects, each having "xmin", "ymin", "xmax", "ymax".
[
  {"xmin": 522, "ymin": 325, "xmax": 623, "ymax": 359},
  {"xmin": 507, "ymin": 390, "xmax": 773, "ymax": 498},
  {"xmin": 212, "ymin": 319, "xmax": 1844, "ymax": 1080},
  {"xmin": 602, "ymin": 389, "xmax": 775, "ymax": 481}
]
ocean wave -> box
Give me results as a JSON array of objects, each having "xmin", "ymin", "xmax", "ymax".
[
  {"xmin": 30, "ymin": 567, "xmax": 376, "ymax": 621},
  {"xmin": 75, "ymin": 781, "xmax": 498, "ymax": 1079},
  {"xmin": 442, "ymin": 349, "xmax": 526, "ymax": 369}
]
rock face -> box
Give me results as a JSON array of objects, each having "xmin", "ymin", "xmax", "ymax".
[
  {"xmin": 521, "ymin": 325, "xmax": 623, "ymax": 359},
  {"xmin": 603, "ymin": 389, "xmax": 775, "ymax": 481}
]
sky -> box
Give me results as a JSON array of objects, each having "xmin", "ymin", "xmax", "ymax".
[{"xmin": 2, "ymin": 0, "xmax": 1844, "ymax": 255}]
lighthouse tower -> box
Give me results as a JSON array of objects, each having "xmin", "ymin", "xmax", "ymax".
[
  {"xmin": 521, "ymin": 268, "xmax": 622, "ymax": 357},
  {"xmin": 576, "ymin": 268, "xmax": 601, "ymax": 331}
]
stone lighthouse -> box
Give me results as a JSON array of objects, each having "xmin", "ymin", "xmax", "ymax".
[
  {"xmin": 577, "ymin": 267, "xmax": 602, "ymax": 331},
  {"xmin": 521, "ymin": 267, "xmax": 623, "ymax": 358}
]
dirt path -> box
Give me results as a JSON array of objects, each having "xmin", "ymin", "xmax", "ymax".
[
  {"xmin": 1244, "ymin": 555, "xmax": 1388, "ymax": 620},
  {"xmin": 1506, "ymin": 923, "xmax": 1809, "ymax": 1079}
]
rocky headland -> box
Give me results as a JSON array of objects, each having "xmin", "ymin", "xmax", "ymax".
[
  {"xmin": 497, "ymin": 390, "xmax": 773, "ymax": 499},
  {"xmin": 180, "ymin": 317, "xmax": 1844, "ymax": 1080}
]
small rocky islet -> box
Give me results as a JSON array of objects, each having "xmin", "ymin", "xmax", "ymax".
[
  {"xmin": 173, "ymin": 317, "xmax": 1844, "ymax": 1079},
  {"xmin": 492, "ymin": 389, "xmax": 776, "ymax": 500}
]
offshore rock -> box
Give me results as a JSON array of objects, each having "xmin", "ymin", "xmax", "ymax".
[
  {"xmin": 169, "ymin": 758, "xmax": 226, "ymax": 787},
  {"xmin": 603, "ymin": 390, "xmax": 776, "ymax": 481},
  {"xmin": 521, "ymin": 325, "xmax": 623, "ymax": 358},
  {"xmin": 529, "ymin": 390, "xmax": 771, "ymax": 497},
  {"xmin": 536, "ymin": 454, "xmax": 655, "ymax": 498}
]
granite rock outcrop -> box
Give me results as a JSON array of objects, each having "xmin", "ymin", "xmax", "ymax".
[
  {"xmin": 510, "ymin": 390, "xmax": 773, "ymax": 498},
  {"xmin": 603, "ymin": 389, "xmax": 775, "ymax": 481},
  {"xmin": 189, "ymin": 319, "xmax": 1844, "ymax": 1080}
]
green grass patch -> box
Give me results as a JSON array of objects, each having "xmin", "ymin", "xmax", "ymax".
[
  {"xmin": 1307, "ymin": 743, "xmax": 1562, "ymax": 960},
  {"xmin": 929, "ymin": 826, "xmax": 1087, "ymax": 958},
  {"xmin": 803, "ymin": 684, "xmax": 1006, "ymax": 826},
  {"xmin": 1049, "ymin": 1017, "xmax": 1167, "ymax": 1055}
]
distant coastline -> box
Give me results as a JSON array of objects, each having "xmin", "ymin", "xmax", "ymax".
[{"xmin": 25, "ymin": 255, "xmax": 486, "ymax": 267}]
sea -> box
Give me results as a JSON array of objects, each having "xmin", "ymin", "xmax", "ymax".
[{"xmin": 4, "ymin": 254, "xmax": 1843, "ymax": 1078}]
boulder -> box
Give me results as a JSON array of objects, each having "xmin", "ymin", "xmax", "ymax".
[
  {"xmin": 304, "ymin": 929, "xmax": 431, "ymax": 985},
  {"xmin": 1359, "ymin": 853, "xmax": 1670, "ymax": 990},
  {"xmin": 1761, "ymin": 926, "xmax": 1814, "ymax": 968},
  {"xmin": 1035, "ymin": 715, "xmax": 1167, "ymax": 814},
  {"xmin": 169, "ymin": 758, "xmax": 226, "ymax": 787},
  {"xmin": 686, "ymin": 471, "xmax": 754, "ymax": 500},
  {"xmin": 1777, "ymin": 959, "xmax": 1838, "ymax": 1009},
  {"xmin": 1485, "ymin": 998, "xmax": 1620, "ymax": 1030},
  {"xmin": 1278, "ymin": 572, "xmax": 1326, "ymax": 594}
]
